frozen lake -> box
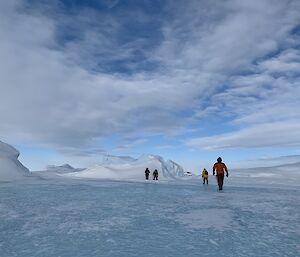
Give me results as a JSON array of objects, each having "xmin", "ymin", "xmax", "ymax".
[{"xmin": 0, "ymin": 179, "xmax": 299, "ymax": 257}]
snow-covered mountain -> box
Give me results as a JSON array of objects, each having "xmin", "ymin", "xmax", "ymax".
[
  {"xmin": 0, "ymin": 141, "xmax": 29, "ymax": 181},
  {"xmin": 64, "ymin": 154, "xmax": 185, "ymax": 180}
]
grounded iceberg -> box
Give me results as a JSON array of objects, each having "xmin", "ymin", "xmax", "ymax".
[
  {"xmin": 0, "ymin": 141, "xmax": 29, "ymax": 181},
  {"xmin": 64, "ymin": 154, "xmax": 185, "ymax": 180}
]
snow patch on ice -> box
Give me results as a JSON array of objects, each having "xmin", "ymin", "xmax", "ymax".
[
  {"xmin": 0, "ymin": 203, "xmax": 20, "ymax": 220},
  {"xmin": 209, "ymin": 239, "xmax": 219, "ymax": 246},
  {"xmin": 176, "ymin": 208, "xmax": 234, "ymax": 230},
  {"xmin": 56, "ymin": 217, "xmax": 131, "ymax": 234},
  {"xmin": 249, "ymin": 173, "xmax": 277, "ymax": 178}
]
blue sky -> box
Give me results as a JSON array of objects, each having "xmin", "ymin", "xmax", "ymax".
[{"xmin": 1, "ymin": 0, "xmax": 300, "ymax": 172}]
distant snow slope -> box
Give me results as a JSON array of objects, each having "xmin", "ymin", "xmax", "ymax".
[
  {"xmin": 45, "ymin": 164, "xmax": 84, "ymax": 174},
  {"xmin": 64, "ymin": 154, "xmax": 185, "ymax": 180},
  {"xmin": 231, "ymin": 162, "xmax": 300, "ymax": 185},
  {"xmin": 0, "ymin": 141, "xmax": 29, "ymax": 181},
  {"xmin": 31, "ymin": 163, "xmax": 86, "ymax": 181}
]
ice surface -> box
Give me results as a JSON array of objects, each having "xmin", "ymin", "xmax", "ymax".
[{"xmin": 0, "ymin": 178, "xmax": 299, "ymax": 257}]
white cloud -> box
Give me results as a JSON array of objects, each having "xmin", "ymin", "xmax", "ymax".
[
  {"xmin": 0, "ymin": 1, "xmax": 193, "ymax": 150},
  {"xmin": 104, "ymin": 0, "xmax": 120, "ymax": 9},
  {"xmin": 187, "ymin": 121, "xmax": 300, "ymax": 149}
]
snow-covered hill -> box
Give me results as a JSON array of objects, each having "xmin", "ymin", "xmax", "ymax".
[
  {"xmin": 0, "ymin": 141, "xmax": 29, "ymax": 181},
  {"xmin": 64, "ymin": 154, "xmax": 185, "ymax": 180}
]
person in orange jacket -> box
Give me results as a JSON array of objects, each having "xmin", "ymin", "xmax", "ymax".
[{"xmin": 213, "ymin": 157, "xmax": 229, "ymax": 191}]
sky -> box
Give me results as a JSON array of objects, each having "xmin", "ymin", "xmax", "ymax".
[{"xmin": 1, "ymin": 0, "xmax": 300, "ymax": 172}]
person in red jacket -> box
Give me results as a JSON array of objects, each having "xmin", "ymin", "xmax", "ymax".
[{"xmin": 213, "ymin": 157, "xmax": 229, "ymax": 191}]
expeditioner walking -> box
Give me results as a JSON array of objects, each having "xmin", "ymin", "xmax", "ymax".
[
  {"xmin": 153, "ymin": 169, "xmax": 159, "ymax": 180},
  {"xmin": 213, "ymin": 157, "xmax": 229, "ymax": 191},
  {"xmin": 202, "ymin": 168, "xmax": 208, "ymax": 184},
  {"xmin": 145, "ymin": 168, "xmax": 150, "ymax": 180}
]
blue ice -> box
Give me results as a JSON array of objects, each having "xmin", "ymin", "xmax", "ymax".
[{"xmin": 0, "ymin": 180, "xmax": 299, "ymax": 257}]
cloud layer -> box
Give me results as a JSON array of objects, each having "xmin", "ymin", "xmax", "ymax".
[{"xmin": 1, "ymin": 0, "xmax": 300, "ymax": 154}]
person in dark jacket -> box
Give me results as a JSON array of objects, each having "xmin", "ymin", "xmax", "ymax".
[
  {"xmin": 153, "ymin": 169, "xmax": 159, "ymax": 180},
  {"xmin": 213, "ymin": 157, "xmax": 229, "ymax": 191},
  {"xmin": 145, "ymin": 168, "xmax": 150, "ymax": 180}
]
